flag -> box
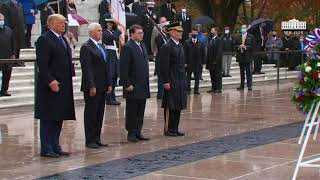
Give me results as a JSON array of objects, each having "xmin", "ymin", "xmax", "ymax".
[{"xmin": 110, "ymin": 0, "xmax": 126, "ymax": 29}]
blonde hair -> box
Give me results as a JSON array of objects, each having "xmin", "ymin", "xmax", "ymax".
[{"xmin": 47, "ymin": 14, "xmax": 66, "ymax": 28}]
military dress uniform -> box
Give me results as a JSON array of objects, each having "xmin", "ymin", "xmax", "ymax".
[
  {"xmin": 159, "ymin": 22, "xmax": 187, "ymax": 137},
  {"xmin": 102, "ymin": 16, "xmax": 122, "ymax": 105}
]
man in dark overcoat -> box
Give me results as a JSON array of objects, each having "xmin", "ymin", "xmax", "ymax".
[
  {"xmin": 206, "ymin": 26, "xmax": 223, "ymax": 93},
  {"xmin": 0, "ymin": 13, "xmax": 15, "ymax": 96},
  {"xmin": 80, "ymin": 23, "xmax": 112, "ymax": 149},
  {"xmin": 103, "ymin": 14, "xmax": 122, "ymax": 105},
  {"xmin": 159, "ymin": 22, "xmax": 187, "ymax": 137},
  {"xmin": 120, "ymin": 24, "xmax": 150, "ymax": 142},
  {"xmin": 175, "ymin": 7, "xmax": 191, "ymax": 43},
  {"xmin": 35, "ymin": 14, "xmax": 75, "ymax": 158},
  {"xmin": 98, "ymin": 0, "xmax": 110, "ymax": 25},
  {"xmin": 159, "ymin": 0, "xmax": 176, "ymax": 22},
  {"xmin": 184, "ymin": 28, "xmax": 205, "ymax": 94},
  {"xmin": 233, "ymin": 24, "xmax": 255, "ymax": 91},
  {"xmin": 0, "ymin": 0, "xmax": 25, "ymax": 58}
]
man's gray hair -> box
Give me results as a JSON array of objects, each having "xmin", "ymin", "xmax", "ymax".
[{"xmin": 88, "ymin": 23, "xmax": 101, "ymax": 34}]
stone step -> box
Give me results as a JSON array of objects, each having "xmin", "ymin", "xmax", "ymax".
[{"xmin": 0, "ymin": 70, "xmax": 297, "ymax": 109}]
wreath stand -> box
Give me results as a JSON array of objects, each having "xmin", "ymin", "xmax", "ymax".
[{"xmin": 292, "ymin": 101, "xmax": 320, "ymax": 179}]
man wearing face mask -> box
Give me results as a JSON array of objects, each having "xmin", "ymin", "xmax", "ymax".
[
  {"xmin": 280, "ymin": 31, "xmax": 292, "ymax": 68},
  {"xmin": 0, "ymin": 13, "xmax": 15, "ymax": 97},
  {"xmin": 1, "ymin": 0, "xmax": 25, "ymax": 59},
  {"xmin": 132, "ymin": 0, "xmax": 147, "ymax": 19},
  {"xmin": 175, "ymin": 7, "xmax": 191, "ymax": 42},
  {"xmin": 184, "ymin": 28, "xmax": 205, "ymax": 94},
  {"xmin": 221, "ymin": 26, "xmax": 233, "ymax": 77},
  {"xmin": 160, "ymin": 0, "xmax": 176, "ymax": 22},
  {"xmin": 142, "ymin": 1, "xmax": 158, "ymax": 57},
  {"xmin": 206, "ymin": 27, "xmax": 223, "ymax": 93},
  {"xmin": 233, "ymin": 24, "xmax": 255, "ymax": 91},
  {"xmin": 266, "ymin": 30, "xmax": 283, "ymax": 65}
]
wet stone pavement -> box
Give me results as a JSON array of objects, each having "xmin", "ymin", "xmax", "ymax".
[{"xmin": 0, "ymin": 81, "xmax": 318, "ymax": 180}]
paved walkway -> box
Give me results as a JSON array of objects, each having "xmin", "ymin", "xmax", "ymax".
[{"xmin": 0, "ymin": 81, "xmax": 317, "ymax": 180}]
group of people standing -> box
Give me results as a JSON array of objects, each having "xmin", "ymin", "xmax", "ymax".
[{"xmin": 35, "ymin": 12, "xmax": 187, "ymax": 157}]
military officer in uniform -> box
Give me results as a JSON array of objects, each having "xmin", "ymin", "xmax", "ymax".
[
  {"xmin": 159, "ymin": 22, "xmax": 187, "ymax": 137},
  {"xmin": 102, "ymin": 13, "xmax": 122, "ymax": 105}
]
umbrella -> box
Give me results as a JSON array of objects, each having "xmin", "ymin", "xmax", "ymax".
[
  {"xmin": 68, "ymin": 14, "xmax": 88, "ymax": 26},
  {"xmin": 192, "ymin": 16, "xmax": 215, "ymax": 26},
  {"xmin": 247, "ymin": 18, "xmax": 273, "ymax": 34}
]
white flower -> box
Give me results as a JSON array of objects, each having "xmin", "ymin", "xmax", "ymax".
[
  {"xmin": 304, "ymin": 77, "xmax": 309, "ymax": 81},
  {"xmin": 317, "ymin": 62, "xmax": 320, "ymax": 67},
  {"xmin": 305, "ymin": 66, "xmax": 312, "ymax": 72}
]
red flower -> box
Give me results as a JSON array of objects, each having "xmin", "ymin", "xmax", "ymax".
[
  {"xmin": 313, "ymin": 73, "xmax": 319, "ymax": 79},
  {"xmin": 298, "ymin": 96, "xmax": 304, "ymax": 102},
  {"xmin": 300, "ymin": 80, "xmax": 304, "ymax": 84},
  {"xmin": 310, "ymin": 92, "xmax": 316, "ymax": 97}
]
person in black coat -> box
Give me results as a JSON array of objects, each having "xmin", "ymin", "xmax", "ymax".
[
  {"xmin": 80, "ymin": 23, "xmax": 112, "ymax": 149},
  {"xmin": 252, "ymin": 23, "xmax": 267, "ymax": 74},
  {"xmin": 233, "ymin": 24, "xmax": 255, "ymax": 91},
  {"xmin": 154, "ymin": 18, "xmax": 168, "ymax": 99},
  {"xmin": 98, "ymin": 0, "xmax": 110, "ymax": 25},
  {"xmin": 120, "ymin": 24, "xmax": 150, "ymax": 142},
  {"xmin": 175, "ymin": 7, "xmax": 191, "ymax": 43},
  {"xmin": 35, "ymin": 14, "xmax": 75, "ymax": 158},
  {"xmin": 142, "ymin": 2, "xmax": 158, "ymax": 56},
  {"xmin": 159, "ymin": 22, "xmax": 187, "ymax": 137},
  {"xmin": 102, "ymin": 15, "xmax": 122, "ymax": 105},
  {"xmin": 159, "ymin": 0, "xmax": 176, "ymax": 22},
  {"xmin": 184, "ymin": 28, "xmax": 205, "ymax": 94},
  {"xmin": 206, "ymin": 27, "xmax": 223, "ymax": 93},
  {"xmin": 131, "ymin": 0, "xmax": 146, "ymax": 21},
  {"xmin": 221, "ymin": 26, "xmax": 233, "ymax": 77},
  {"xmin": 0, "ymin": 13, "xmax": 15, "ymax": 96},
  {"xmin": 1, "ymin": 0, "xmax": 25, "ymax": 58}
]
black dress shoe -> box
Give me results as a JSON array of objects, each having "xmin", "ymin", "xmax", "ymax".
[
  {"xmin": 136, "ymin": 135, "xmax": 150, "ymax": 141},
  {"xmin": 112, "ymin": 101, "xmax": 121, "ymax": 105},
  {"xmin": 207, "ymin": 90, "xmax": 214, "ymax": 93},
  {"xmin": 41, "ymin": 152, "xmax": 60, "ymax": 158},
  {"xmin": 96, "ymin": 142, "xmax": 109, "ymax": 147},
  {"xmin": 213, "ymin": 90, "xmax": 222, "ymax": 93},
  {"xmin": 56, "ymin": 151, "xmax": 70, "ymax": 156},
  {"xmin": 0, "ymin": 92, "xmax": 11, "ymax": 96},
  {"xmin": 127, "ymin": 136, "xmax": 139, "ymax": 142},
  {"xmin": 226, "ymin": 75, "xmax": 232, "ymax": 77},
  {"xmin": 86, "ymin": 143, "xmax": 99, "ymax": 148},
  {"xmin": 176, "ymin": 131, "xmax": 185, "ymax": 136},
  {"xmin": 237, "ymin": 87, "xmax": 244, "ymax": 91},
  {"xmin": 258, "ymin": 72, "xmax": 265, "ymax": 74},
  {"xmin": 248, "ymin": 87, "xmax": 253, "ymax": 91},
  {"xmin": 194, "ymin": 91, "xmax": 200, "ymax": 95},
  {"xmin": 164, "ymin": 131, "xmax": 178, "ymax": 137}
]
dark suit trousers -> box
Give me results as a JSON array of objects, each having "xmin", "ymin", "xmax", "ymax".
[
  {"xmin": 106, "ymin": 77, "xmax": 117, "ymax": 102},
  {"xmin": 209, "ymin": 65, "xmax": 222, "ymax": 91},
  {"xmin": 125, "ymin": 98, "xmax": 146, "ymax": 137},
  {"xmin": 84, "ymin": 92, "xmax": 106, "ymax": 144},
  {"xmin": 1, "ymin": 67, "xmax": 12, "ymax": 94},
  {"xmin": 239, "ymin": 62, "xmax": 252, "ymax": 88},
  {"xmin": 164, "ymin": 108, "xmax": 181, "ymax": 133},
  {"xmin": 253, "ymin": 47, "xmax": 264, "ymax": 73},
  {"xmin": 187, "ymin": 71, "xmax": 200, "ymax": 92},
  {"xmin": 40, "ymin": 119, "xmax": 63, "ymax": 154}
]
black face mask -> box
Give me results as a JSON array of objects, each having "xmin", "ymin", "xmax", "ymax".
[
  {"xmin": 148, "ymin": 7, "xmax": 153, "ymax": 11},
  {"xmin": 166, "ymin": 0, "xmax": 171, "ymax": 3},
  {"xmin": 191, "ymin": 34, "xmax": 197, "ymax": 38},
  {"xmin": 272, "ymin": 35, "xmax": 276, "ymax": 37}
]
